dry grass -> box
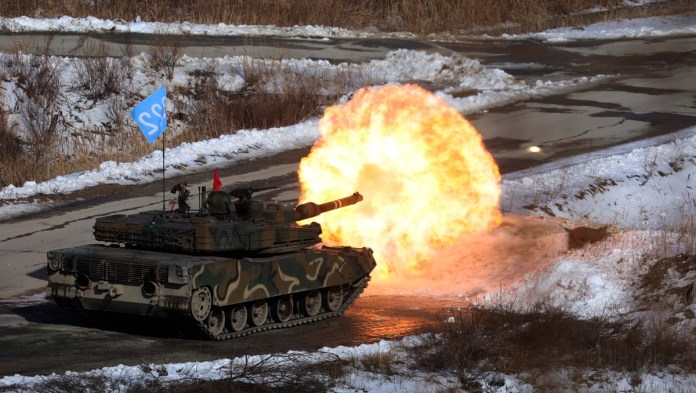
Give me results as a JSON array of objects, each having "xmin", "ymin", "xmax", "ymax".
[
  {"xmin": 672, "ymin": 194, "xmax": 696, "ymax": 255},
  {"xmin": 21, "ymin": 352, "xmax": 347, "ymax": 393},
  {"xmin": 2, "ymin": 0, "xmax": 694, "ymax": 34},
  {"xmin": 358, "ymin": 351, "xmax": 397, "ymax": 375},
  {"xmin": 645, "ymin": 193, "xmax": 696, "ymax": 258},
  {"xmin": 168, "ymin": 58, "xmax": 360, "ymax": 147},
  {"xmin": 1, "ymin": 0, "xmax": 693, "ymax": 192},
  {"xmin": 1, "ymin": 45, "xmax": 64, "ymax": 182},
  {"xmin": 0, "ymin": 105, "xmax": 26, "ymax": 188},
  {"xmin": 407, "ymin": 301, "xmax": 696, "ymax": 390},
  {"xmin": 148, "ymin": 32, "xmax": 182, "ymax": 80},
  {"xmin": 0, "ymin": 49, "xmax": 370, "ymax": 190},
  {"xmin": 75, "ymin": 43, "xmax": 131, "ymax": 101}
]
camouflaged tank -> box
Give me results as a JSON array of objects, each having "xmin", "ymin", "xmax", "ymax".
[{"xmin": 46, "ymin": 188, "xmax": 376, "ymax": 339}]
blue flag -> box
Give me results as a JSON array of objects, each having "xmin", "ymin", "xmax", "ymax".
[{"xmin": 131, "ymin": 86, "xmax": 168, "ymax": 143}]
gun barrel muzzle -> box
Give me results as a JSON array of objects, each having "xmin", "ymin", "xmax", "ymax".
[{"xmin": 294, "ymin": 192, "xmax": 363, "ymax": 221}]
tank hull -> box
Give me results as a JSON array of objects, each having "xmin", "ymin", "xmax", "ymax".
[{"xmin": 47, "ymin": 244, "xmax": 375, "ymax": 338}]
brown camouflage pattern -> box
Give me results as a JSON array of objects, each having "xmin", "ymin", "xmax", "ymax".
[
  {"xmin": 93, "ymin": 193, "xmax": 362, "ymax": 254},
  {"xmin": 48, "ymin": 192, "xmax": 375, "ymax": 335},
  {"xmin": 93, "ymin": 210, "xmax": 322, "ymax": 253},
  {"xmin": 46, "ymin": 244, "xmax": 375, "ymax": 317}
]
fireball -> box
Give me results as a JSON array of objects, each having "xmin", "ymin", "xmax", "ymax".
[{"xmin": 298, "ymin": 84, "xmax": 501, "ymax": 281}]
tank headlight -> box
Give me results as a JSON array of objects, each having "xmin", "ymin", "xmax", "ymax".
[
  {"xmin": 48, "ymin": 257, "xmax": 62, "ymax": 271},
  {"xmin": 169, "ymin": 265, "xmax": 188, "ymax": 284}
]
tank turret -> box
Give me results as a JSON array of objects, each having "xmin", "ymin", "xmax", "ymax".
[{"xmin": 93, "ymin": 188, "xmax": 364, "ymax": 254}]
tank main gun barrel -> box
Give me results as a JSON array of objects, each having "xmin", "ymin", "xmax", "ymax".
[{"xmin": 294, "ymin": 192, "xmax": 363, "ymax": 221}]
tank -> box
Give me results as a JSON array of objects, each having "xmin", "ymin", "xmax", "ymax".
[{"xmin": 46, "ymin": 186, "xmax": 376, "ymax": 339}]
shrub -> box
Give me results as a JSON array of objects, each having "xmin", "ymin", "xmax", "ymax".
[
  {"xmin": 4, "ymin": 0, "xmax": 693, "ymax": 34},
  {"xmin": 408, "ymin": 301, "xmax": 696, "ymax": 389},
  {"xmin": 75, "ymin": 47, "xmax": 129, "ymax": 100},
  {"xmin": 148, "ymin": 33, "xmax": 182, "ymax": 80},
  {"xmin": 7, "ymin": 53, "xmax": 64, "ymax": 180},
  {"xmin": 0, "ymin": 109, "xmax": 25, "ymax": 187}
]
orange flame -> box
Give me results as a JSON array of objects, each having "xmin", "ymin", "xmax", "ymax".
[{"xmin": 299, "ymin": 84, "xmax": 502, "ymax": 282}]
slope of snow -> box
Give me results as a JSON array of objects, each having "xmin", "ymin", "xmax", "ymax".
[
  {"xmin": 503, "ymin": 130, "xmax": 696, "ymax": 229},
  {"xmin": 4, "ymin": 335, "xmax": 696, "ymax": 392},
  {"xmin": 2, "ymin": 12, "xmax": 695, "ymax": 42},
  {"xmin": 0, "ymin": 48, "xmax": 612, "ymax": 210},
  {"xmin": 0, "ymin": 15, "xmax": 380, "ymax": 39},
  {"xmin": 512, "ymin": 13, "xmax": 696, "ymax": 42}
]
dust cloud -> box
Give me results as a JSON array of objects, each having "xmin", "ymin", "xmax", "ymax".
[{"xmin": 365, "ymin": 214, "xmax": 568, "ymax": 298}]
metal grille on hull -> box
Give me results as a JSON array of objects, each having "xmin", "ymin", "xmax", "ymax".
[{"xmin": 59, "ymin": 255, "xmax": 167, "ymax": 284}]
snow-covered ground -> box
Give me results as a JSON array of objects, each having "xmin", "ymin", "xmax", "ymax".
[
  {"xmin": 513, "ymin": 12, "xmax": 696, "ymax": 42},
  {"xmin": 1, "ymin": 11, "xmax": 694, "ymax": 42},
  {"xmin": 2, "ymin": 12, "xmax": 696, "ymax": 393},
  {"xmin": 0, "ymin": 50, "xmax": 613, "ymax": 211},
  {"xmin": 2, "ymin": 14, "xmax": 694, "ymax": 208}
]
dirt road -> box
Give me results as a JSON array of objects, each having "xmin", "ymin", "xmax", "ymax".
[{"xmin": 0, "ymin": 293, "xmax": 471, "ymax": 377}]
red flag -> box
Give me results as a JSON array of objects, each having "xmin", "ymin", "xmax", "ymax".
[{"xmin": 213, "ymin": 168, "xmax": 222, "ymax": 191}]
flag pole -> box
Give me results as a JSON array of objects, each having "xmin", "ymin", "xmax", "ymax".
[
  {"xmin": 129, "ymin": 85, "xmax": 168, "ymax": 221},
  {"xmin": 162, "ymin": 130, "xmax": 166, "ymax": 219}
]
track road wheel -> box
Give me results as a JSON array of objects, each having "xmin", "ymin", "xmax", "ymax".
[
  {"xmin": 324, "ymin": 286, "xmax": 344, "ymax": 312},
  {"xmin": 207, "ymin": 307, "xmax": 225, "ymax": 336},
  {"xmin": 273, "ymin": 296, "xmax": 294, "ymax": 323},
  {"xmin": 190, "ymin": 287, "xmax": 212, "ymax": 322},
  {"xmin": 227, "ymin": 305, "xmax": 248, "ymax": 332},
  {"xmin": 249, "ymin": 301, "xmax": 268, "ymax": 327},
  {"xmin": 300, "ymin": 291, "xmax": 322, "ymax": 317}
]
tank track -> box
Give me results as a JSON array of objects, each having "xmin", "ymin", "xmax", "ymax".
[
  {"xmin": 53, "ymin": 278, "xmax": 370, "ymax": 339},
  {"xmin": 196, "ymin": 276, "xmax": 370, "ymax": 340}
]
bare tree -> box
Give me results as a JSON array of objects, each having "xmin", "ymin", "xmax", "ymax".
[
  {"xmin": 11, "ymin": 54, "xmax": 64, "ymax": 179},
  {"xmin": 148, "ymin": 31, "xmax": 182, "ymax": 80},
  {"xmin": 76, "ymin": 57, "xmax": 127, "ymax": 101}
]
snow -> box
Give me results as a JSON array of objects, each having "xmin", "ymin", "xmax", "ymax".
[
  {"xmin": 0, "ymin": 48, "xmax": 615, "ymax": 210},
  {"xmin": 503, "ymin": 130, "xmax": 696, "ymax": 229},
  {"xmin": 4, "ymin": 335, "xmax": 696, "ymax": 392},
  {"xmin": 2, "ymin": 12, "xmax": 694, "ymax": 42},
  {"xmin": 0, "ymin": 15, "xmax": 380, "ymax": 39},
  {"xmin": 509, "ymin": 12, "xmax": 696, "ymax": 43},
  {"xmin": 2, "ymin": 12, "xmax": 696, "ymax": 393}
]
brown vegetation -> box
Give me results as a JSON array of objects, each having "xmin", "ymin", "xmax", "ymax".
[
  {"xmin": 0, "ymin": 0, "xmax": 693, "ymax": 192},
  {"xmin": 2, "ymin": 0, "xmax": 695, "ymax": 34},
  {"xmin": 0, "ymin": 106, "xmax": 23, "ymax": 188},
  {"xmin": 26, "ymin": 352, "xmax": 347, "ymax": 393},
  {"xmin": 0, "ymin": 0, "xmax": 696, "ymax": 192},
  {"xmin": 565, "ymin": 225, "xmax": 610, "ymax": 249},
  {"xmin": 175, "ymin": 61, "xmax": 337, "ymax": 146},
  {"xmin": 407, "ymin": 302, "xmax": 696, "ymax": 390},
  {"xmin": 0, "ymin": 44, "xmax": 366, "ymax": 190},
  {"xmin": 11, "ymin": 297, "xmax": 696, "ymax": 392}
]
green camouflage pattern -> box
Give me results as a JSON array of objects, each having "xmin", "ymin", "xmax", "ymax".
[
  {"xmin": 93, "ymin": 193, "xmax": 363, "ymax": 254},
  {"xmin": 46, "ymin": 244, "xmax": 375, "ymax": 317},
  {"xmin": 47, "ymin": 191, "xmax": 375, "ymax": 338},
  {"xmin": 94, "ymin": 211, "xmax": 322, "ymax": 253}
]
